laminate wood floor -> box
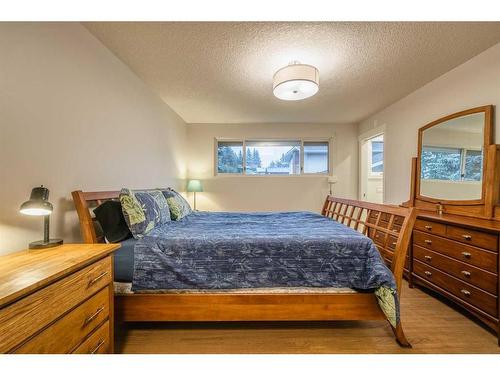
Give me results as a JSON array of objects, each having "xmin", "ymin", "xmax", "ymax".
[{"xmin": 116, "ymin": 283, "xmax": 500, "ymax": 353}]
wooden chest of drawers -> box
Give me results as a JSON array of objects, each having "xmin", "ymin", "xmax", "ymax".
[
  {"xmin": 410, "ymin": 214, "xmax": 499, "ymax": 338},
  {"xmin": 0, "ymin": 244, "xmax": 119, "ymax": 354}
]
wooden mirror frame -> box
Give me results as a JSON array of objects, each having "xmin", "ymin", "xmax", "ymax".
[{"xmin": 416, "ymin": 105, "xmax": 493, "ymax": 206}]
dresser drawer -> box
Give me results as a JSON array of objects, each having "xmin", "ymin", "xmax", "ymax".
[
  {"xmin": 378, "ymin": 246, "xmax": 392, "ymax": 261},
  {"xmin": 14, "ymin": 286, "xmax": 110, "ymax": 353},
  {"xmin": 0, "ymin": 256, "xmax": 112, "ymax": 353},
  {"xmin": 387, "ymin": 235, "xmax": 398, "ymax": 250},
  {"xmin": 72, "ymin": 320, "xmax": 110, "ymax": 354},
  {"xmin": 446, "ymin": 225, "xmax": 498, "ymax": 252},
  {"xmin": 373, "ymin": 231, "xmax": 387, "ymax": 247},
  {"xmin": 414, "ymin": 260, "xmax": 498, "ymax": 317},
  {"xmin": 374, "ymin": 233, "xmax": 401, "ymax": 250},
  {"xmin": 413, "ymin": 245, "xmax": 498, "ymax": 295},
  {"xmin": 415, "ymin": 219, "xmax": 446, "ymax": 236},
  {"xmin": 368, "ymin": 213, "xmax": 402, "ymax": 233},
  {"xmin": 413, "ymin": 231, "xmax": 497, "ymax": 273}
]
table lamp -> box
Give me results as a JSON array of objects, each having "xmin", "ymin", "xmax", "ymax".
[
  {"xmin": 187, "ymin": 179, "xmax": 203, "ymax": 211},
  {"xmin": 327, "ymin": 175, "xmax": 338, "ymax": 196},
  {"xmin": 19, "ymin": 185, "xmax": 63, "ymax": 249}
]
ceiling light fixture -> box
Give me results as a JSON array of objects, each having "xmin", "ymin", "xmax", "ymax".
[{"xmin": 273, "ymin": 61, "xmax": 319, "ymax": 101}]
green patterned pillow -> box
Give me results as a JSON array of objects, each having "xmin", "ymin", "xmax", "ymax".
[
  {"xmin": 120, "ymin": 188, "xmax": 171, "ymax": 238},
  {"xmin": 161, "ymin": 188, "xmax": 192, "ymax": 220}
]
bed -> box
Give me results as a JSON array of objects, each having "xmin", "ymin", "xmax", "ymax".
[{"xmin": 72, "ymin": 191, "xmax": 416, "ymax": 347}]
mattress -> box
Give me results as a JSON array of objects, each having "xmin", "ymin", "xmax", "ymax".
[
  {"xmin": 114, "ymin": 281, "xmax": 357, "ymax": 295},
  {"xmin": 113, "ymin": 237, "xmax": 137, "ymax": 282}
]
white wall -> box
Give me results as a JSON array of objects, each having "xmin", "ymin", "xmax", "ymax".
[
  {"xmin": 423, "ymin": 128, "xmax": 482, "ymax": 150},
  {"xmin": 0, "ymin": 23, "xmax": 187, "ymax": 254},
  {"xmin": 186, "ymin": 123, "xmax": 358, "ymax": 212},
  {"xmin": 420, "ymin": 180, "xmax": 481, "ymax": 201},
  {"xmin": 359, "ymin": 42, "xmax": 500, "ymax": 204}
]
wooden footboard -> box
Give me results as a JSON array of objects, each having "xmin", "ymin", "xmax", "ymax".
[{"xmin": 321, "ymin": 196, "xmax": 416, "ymax": 296}]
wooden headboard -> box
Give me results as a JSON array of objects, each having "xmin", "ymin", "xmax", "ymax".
[
  {"xmin": 72, "ymin": 190, "xmax": 120, "ymax": 244},
  {"xmin": 321, "ymin": 196, "xmax": 416, "ymax": 294}
]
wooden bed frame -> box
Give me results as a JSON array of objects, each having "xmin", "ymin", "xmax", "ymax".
[{"xmin": 72, "ymin": 190, "xmax": 416, "ymax": 347}]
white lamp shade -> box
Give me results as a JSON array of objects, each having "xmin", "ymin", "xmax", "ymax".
[
  {"xmin": 273, "ymin": 63, "xmax": 319, "ymax": 101},
  {"xmin": 19, "ymin": 207, "xmax": 52, "ymax": 216},
  {"xmin": 328, "ymin": 176, "xmax": 339, "ymax": 184}
]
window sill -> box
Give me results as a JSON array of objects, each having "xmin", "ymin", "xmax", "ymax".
[{"xmin": 214, "ymin": 173, "xmax": 330, "ymax": 178}]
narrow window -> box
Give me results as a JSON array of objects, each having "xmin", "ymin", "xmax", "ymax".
[
  {"xmin": 370, "ymin": 137, "xmax": 384, "ymax": 175},
  {"xmin": 463, "ymin": 149, "xmax": 482, "ymax": 181},
  {"xmin": 303, "ymin": 141, "xmax": 329, "ymax": 174},
  {"xmin": 217, "ymin": 141, "xmax": 243, "ymax": 174}
]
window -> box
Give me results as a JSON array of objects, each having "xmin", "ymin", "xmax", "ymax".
[
  {"xmin": 370, "ymin": 137, "xmax": 384, "ymax": 175},
  {"xmin": 464, "ymin": 150, "xmax": 482, "ymax": 181},
  {"xmin": 215, "ymin": 139, "xmax": 330, "ymax": 175},
  {"xmin": 304, "ymin": 141, "xmax": 329, "ymax": 174},
  {"xmin": 246, "ymin": 141, "xmax": 301, "ymax": 175},
  {"xmin": 421, "ymin": 146, "xmax": 482, "ymax": 182},
  {"xmin": 217, "ymin": 141, "xmax": 243, "ymax": 174}
]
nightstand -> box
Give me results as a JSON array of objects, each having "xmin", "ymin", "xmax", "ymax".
[{"xmin": 0, "ymin": 243, "xmax": 119, "ymax": 353}]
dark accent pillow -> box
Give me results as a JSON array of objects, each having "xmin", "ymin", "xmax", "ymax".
[{"xmin": 93, "ymin": 200, "xmax": 132, "ymax": 243}]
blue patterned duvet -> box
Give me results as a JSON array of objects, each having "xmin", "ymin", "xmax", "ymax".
[{"xmin": 132, "ymin": 211, "xmax": 399, "ymax": 326}]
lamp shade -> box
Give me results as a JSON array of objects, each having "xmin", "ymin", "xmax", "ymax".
[
  {"xmin": 187, "ymin": 179, "xmax": 203, "ymax": 192},
  {"xmin": 19, "ymin": 186, "xmax": 53, "ymax": 216},
  {"xmin": 273, "ymin": 62, "xmax": 319, "ymax": 101},
  {"xmin": 328, "ymin": 176, "xmax": 339, "ymax": 184}
]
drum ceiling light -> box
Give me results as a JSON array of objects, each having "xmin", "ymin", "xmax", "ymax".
[{"xmin": 273, "ymin": 61, "xmax": 319, "ymax": 101}]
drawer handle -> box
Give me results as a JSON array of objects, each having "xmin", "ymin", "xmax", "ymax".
[
  {"xmin": 424, "ymin": 271, "xmax": 432, "ymax": 277},
  {"xmin": 392, "ymin": 242, "xmax": 397, "ymax": 246},
  {"xmin": 83, "ymin": 306, "xmax": 105, "ymax": 326},
  {"xmin": 424, "ymin": 239, "xmax": 432, "ymax": 245},
  {"xmin": 424, "ymin": 225, "xmax": 432, "ymax": 230},
  {"xmin": 460, "ymin": 289, "xmax": 471, "ymax": 297},
  {"xmin": 461, "ymin": 270, "xmax": 471, "ymax": 278},
  {"xmin": 90, "ymin": 339, "xmax": 106, "ymax": 354},
  {"xmin": 424, "ymin": 255, "xmax": 432, "ymax": 261},
  {"xmin": 88, "ymin": 271, "xmax": 108, "ymax": 288},
  {"xmin": 461, "ymin": 252, "xmax": 471, "ymax": 259},
  {"xmin": 462, "ymin": 234, "xmax": 472, "ymax": 240}
]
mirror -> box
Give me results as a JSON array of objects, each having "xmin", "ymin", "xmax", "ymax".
[{"xmin": 418, "ymin": 108, "xmax": 491, "ymax": 203}]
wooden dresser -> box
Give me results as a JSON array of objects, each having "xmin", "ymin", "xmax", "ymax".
[
  {"xmin": 0, "ymin": 243, "xmax": 119, "ymax": 354},
  {"xmin": 401, "ymin": 105, "xmax": 500, "ymax": 344},
  {"xmin": 410, "ymin": 212, "xmax": 499, "ymax": 337}
]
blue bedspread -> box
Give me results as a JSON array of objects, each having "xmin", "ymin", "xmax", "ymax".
[{"xmin": 132, "ymin": 211, "xmax": 399, "ymax": 326}]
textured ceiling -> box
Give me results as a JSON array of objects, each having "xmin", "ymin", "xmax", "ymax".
[{"xmin": 84, "ymin": 22, "xmax": 500, "ymax": 124}]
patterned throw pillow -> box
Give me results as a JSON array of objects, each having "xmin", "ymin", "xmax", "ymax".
[
  {"xmin": 119, "ymin": 188, "xmax": 171, "ymax": 238},
  {"xmin": 161, "ymin": 188, "xmax": 192, "ymax": 220}
]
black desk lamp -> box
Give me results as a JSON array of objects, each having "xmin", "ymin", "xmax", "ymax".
[{"xmin": 19, "ymin": 185, "xmax": 63, "ymax": 249}]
